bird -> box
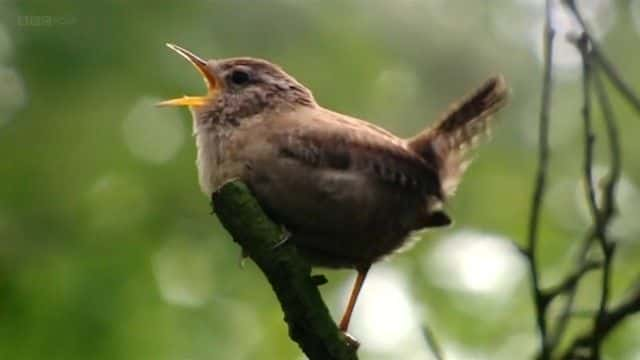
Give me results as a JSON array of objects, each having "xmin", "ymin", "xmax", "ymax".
[{"xmin": 159, "ymin": 43, "xmax": 508, "ymax": 335}]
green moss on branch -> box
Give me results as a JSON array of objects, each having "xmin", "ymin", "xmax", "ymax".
[{"xmin": 212, "ymin": 181, "xmax": 358, "ymax": 360}]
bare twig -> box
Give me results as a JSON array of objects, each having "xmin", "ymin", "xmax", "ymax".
[
  {"xmin": 592, "ymin": 60, "xmax": 621, "ymax": 356},
  {"xmin": 548, "ymin": 233, "xmax": 596, "ymax": 351},
  {"xmin": 525, "ymin": 1, "xmax": 555, "ymax": 358},
  {"xmin": 421, "ymin": 325, "xmax": 444, "ymax": 360},
  {"xmin": 562, "ymin": 287, "xmax": 640, "ymax": 359},
  {"xmin": 544, "ymin": 255, "xmax": 600, "ymax": 353},
  {"xmin": 564, "ymin": 0, "xmax": 640, "ymax": 113},
  {"xmin": 593, "ymin": 64, "xmax": 622, "ymax": 227},
  {"xmin": 574, "ymin": 34, "xmax": 605, "ymax": 358},
  {"xmin": 545, "ymin": 260, "xmax": 601, "ymax": 299},
  {"xmin": 572, "ymin": 31, "xmax": 624, "ymax": 358},
  {"xmin": 574, "ymin": 34, "xmax": 600, "ymax": 240},
  {"xmin": 527, "ymin": 2, "xmax": 635, "ymax": 357},
  {"xmin": 548, "ymin": 26, "xmax": 624, "ymax": 358}
]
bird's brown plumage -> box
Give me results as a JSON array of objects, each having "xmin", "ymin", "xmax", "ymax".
[
  {"xmin": 166, "ymin": 54, "xmax": 509, "ymax": 268},
  {"xmin": 161, "ymin": 44, "xmax": 509, "ymax": 333}
]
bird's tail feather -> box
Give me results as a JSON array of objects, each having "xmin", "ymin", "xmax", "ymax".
[{"xmin": 408, "ymin": 75, "xmax": 509, "ymax": 197}]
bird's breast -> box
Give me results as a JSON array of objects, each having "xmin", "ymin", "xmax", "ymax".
[{"xmin": 194, "ymin": 124, "xmax": 244, "ymax": 195}]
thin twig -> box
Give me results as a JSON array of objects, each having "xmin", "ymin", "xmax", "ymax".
[
  {"xmin": 559, "ymin": 30, "xmax": 624, "ymax": 360},
  {"xmin": 574, "ymin": 34, "xmax": 608, "ymax": 358},
  {"xmin": 592, "ymin": 60, "xmax": 621, "ymax": 351},
  {"xmin": 528, "ymin": 2, "xmax": 635, "ymax": 358},
  {"xmin": 562, "ymin": 287, "xmax": 640, "ymax": 359},
  {"xmin": 548, "ymin": 233, "xmax": 596, "ymax": 351},
  {"xmin": 564, "ymin": 0, "xmax": 640, "ymax": 113},
  {"xmin": 526, "ymin": 1, "xmax": 555, "ymax": 358},
  {"xmin": 548, "ymin": 11, "xmax": 626, "ymax": 355},
  {"xmin": 574, "ymin": 33, "xmax": 601, "ymax": 250},
  {"xmin": 544, "ymin": 254, "xmax": 599, "ymax": 354},
  {"xmin": 545, "ymin": 260, "xmax": 601, "ymax": 299},
  {"xmin": 421, "ymin": 325, "xmax": 444, "ymax": 360},
  {"xmin": 593, "ymin": 63, "xmax": 622, "ymax": 226}
]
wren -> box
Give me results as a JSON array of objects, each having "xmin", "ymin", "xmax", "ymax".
[{"xmin": 160, "ymin": 43, "xmax": 508, "ymax": 333}]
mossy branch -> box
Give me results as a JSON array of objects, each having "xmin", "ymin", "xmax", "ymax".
[{"xmin": 212, "ymin": 181, "xmax": 358, "ymax": 360}]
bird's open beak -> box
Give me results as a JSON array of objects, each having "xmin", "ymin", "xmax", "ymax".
[{"xmin": 157, "ymin": 43, "xmax": 220, "ymax": 107}]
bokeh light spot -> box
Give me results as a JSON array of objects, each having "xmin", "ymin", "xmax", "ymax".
[
  {"xmin": 491, "ymin": 0, "xmax": 616, "ymax": 75},
  {"xmin": 152, "ymin": 236, "xmax": 215, "ymax": 308},
  {"xmin": 123, "ymin": 96, "xmax": 185, "ymax": 164},
  {"xmin": 424, "ymin": 230, "xmax": 525, "ymax": 296},
  {"xmin": 336, "ymin": 265, "xmax": 437, "ymax": 358},
  {"xmin": 575, "ymin": 167, "xmax": 640, "ymax": 240},
  {"xmin": 0, "ymin": 65, "xmax": 26, "ymax": 126}
]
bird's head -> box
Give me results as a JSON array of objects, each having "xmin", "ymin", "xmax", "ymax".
[{"xmin": 159, "ymin": 44, "xmax": 315, "ymax": 126}]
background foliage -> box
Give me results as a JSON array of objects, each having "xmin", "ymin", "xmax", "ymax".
[{"xmin": 1, "ymin": 0, "xmax": 639, "ymax": 359}]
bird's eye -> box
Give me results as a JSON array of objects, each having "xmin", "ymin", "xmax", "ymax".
[{"xmin": 230, "ymin": 70, "xmax": 250, "ymax": 86}]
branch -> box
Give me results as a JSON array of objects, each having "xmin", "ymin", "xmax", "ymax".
[
  {"xmin": 546, "ymin": 8, "xmax": 626, "ymax": 358},
  {"xmin": 593, "ymin": 60, "xmax": 622, "ymax": 228},
  {"xmin": 548, "ymin": 233, "xmax": 596, "ymax": 350},
  {"xmin": 544, "ymin": 260, "xmax": 601, "ymax": 300},
  {"xmin": 421, "ymin": 324, "xmax": 444, "ymax": 360},
  {"xmin": 212, "ymin": 181, "xmax": 358, "ymax": 360},
  {"xmin": 526, "ymin": 1, "xmax": 555, "ymax": 358},
  {"xmin": 527, "ymin": 2, "xmax": 634, "ymax": 358},
  {"xmin": 564, "ymin": 0, "xmax": 640, "ymax": 114},
  {"xmin": 573, "ymin": 31, "xmax": 619, "ymax": 359},
  {"xmin": 562, "ymin": 287, "xmax": 640, "ymax": 359}
]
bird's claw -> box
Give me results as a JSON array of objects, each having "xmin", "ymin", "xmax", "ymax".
[
  {"xmin": 341, "ymin": 331, "xmax": 360, "ymax": 350},
  {"xmin": 238, "ymin": 248, "xmax": 249, "ymax": 268},
  {"xmin": 272, "ymin": 227, "xmax": 291, "ymax": 250},
  {"xmin": 310, "ymin": 274, "xmax": 328, "ymax": 286}
]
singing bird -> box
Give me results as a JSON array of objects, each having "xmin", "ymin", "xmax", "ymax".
[{"xmin": 160, "ymin": 43, "xmax": 508, "ymax": 334}]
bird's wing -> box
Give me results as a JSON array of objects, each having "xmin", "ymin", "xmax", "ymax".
[
  {"xmin": 244, "ymin": 107, "xmax": 450, "ymax": 266},
  {"xmin": 268, "ymin": 107, "xmax": 443, "ymax": 200}
]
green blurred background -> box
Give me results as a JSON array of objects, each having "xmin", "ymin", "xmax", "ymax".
[{"xmin": 1, "ymin": 0, "xmax": 640, "ymax": 359}]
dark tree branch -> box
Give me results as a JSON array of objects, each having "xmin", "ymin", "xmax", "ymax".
[
  {"xmin": 212, "ymin": 181, "xmax": 358, "ymax": 360},
  {"xmin": 526, "ymin": 1, "xmax": 555, "ymax": 358}
]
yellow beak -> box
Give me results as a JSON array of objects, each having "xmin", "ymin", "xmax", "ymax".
[{"xmin": 158, "ymin": 43, "xmax": 220, "ymax": 107}]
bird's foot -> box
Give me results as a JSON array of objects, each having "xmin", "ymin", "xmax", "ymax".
[
  {"xmin": 310, "ymin": 274, "xmax": 328, "ymax": 286},
  {"xmin": 271, "ymin": 227, "xmax": 291, "ymax": 250}
]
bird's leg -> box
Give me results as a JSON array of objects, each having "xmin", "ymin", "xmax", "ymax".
[{"xmin": 339, "ymin": 264, "xmax": 371, "ymax": 332}]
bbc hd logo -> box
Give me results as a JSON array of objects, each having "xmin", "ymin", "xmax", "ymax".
[{"xmin": 17, "ymin": 15, "xmax": 77, "ymax": 27}]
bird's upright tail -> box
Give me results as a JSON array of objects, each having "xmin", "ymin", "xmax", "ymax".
[{"xmin": 408, "ymin": 75, "xmax": 509, "ymax": 198}]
